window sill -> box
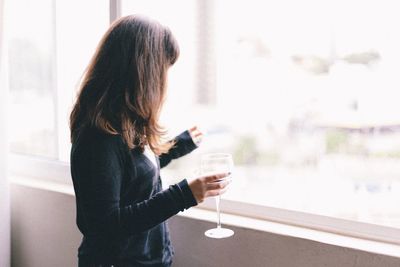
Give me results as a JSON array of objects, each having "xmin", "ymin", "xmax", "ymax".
[
  {"xmin": 10, "ymin": 175, "xmax": 400, "ymax": 259},
  {"xmin": 178, "ymin": 207, "xmax": 400, "ymax": 259}
]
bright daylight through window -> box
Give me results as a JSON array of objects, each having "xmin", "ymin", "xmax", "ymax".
[
  {"xmin": 7, "ymin": 0, "xmax": 400, "ymax": 233},
  {"xmin": 7, "ymin": 0, "xmax": 57, "ymax": 158},
  {"xmin": 6, "ymin": 0, "xmax": 109, "ymax": 160},
  {"xmin": 123, "ymin": 0, "xmax": 400, "ymax": 230}
]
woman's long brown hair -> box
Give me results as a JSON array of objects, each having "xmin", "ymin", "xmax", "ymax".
[{"xmin": 70, "ymin": 15, "xmax": 179, "ymax": 155}]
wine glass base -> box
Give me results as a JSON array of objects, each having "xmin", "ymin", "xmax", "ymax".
[{"xmin": 204, "ymin": 228, "xmax": 234, "ymax": 239}]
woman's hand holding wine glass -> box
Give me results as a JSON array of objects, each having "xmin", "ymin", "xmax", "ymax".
[
  {"xmin": 188, "ymin": 172, "xmax": 231, "ymax": 204},
  {"xmin": 189, "ymin": 153, "xmax": 235, "ymax": 239}
]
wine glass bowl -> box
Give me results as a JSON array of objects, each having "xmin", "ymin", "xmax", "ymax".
[
  {"xmin": 201, "ymin": 153, "xmax": 233, "ymax": 178},
  {"xmin": 201, "ymin": 153, "xmax": 234, "ymax": 239}
]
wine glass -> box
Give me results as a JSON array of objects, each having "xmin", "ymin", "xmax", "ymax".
[{"xmin": 201, "ymin": 153, "xmax": 234, "ymax": 239}]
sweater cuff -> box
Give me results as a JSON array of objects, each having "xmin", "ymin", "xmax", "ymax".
[
  {"xmin": 177, "ymin": 179, "xmax": 198, "ymax": 209},
  {"xmin": 179, "ymin": 130, "xmax": 199, "ymax": 151}
]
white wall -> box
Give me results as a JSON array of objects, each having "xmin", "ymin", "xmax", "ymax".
[
  {"xmin": 0, "ymin": 0, "xmax": 11, "ymax": 265},
  {"xmin": 10, "ymin": 182, "xmax": 400, "ymax": 267},
  {"xmin": 168, "ymin": 216, "xmax": 400, "ymax": 267},
  {"xmin": 11, "ymin": 183, "xmax": 80, "ymax": 267}
]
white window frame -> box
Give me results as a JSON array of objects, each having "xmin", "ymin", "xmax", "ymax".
[{"xmin": 8, "ymin": 0, "xmax": 400, "ymax": 248}]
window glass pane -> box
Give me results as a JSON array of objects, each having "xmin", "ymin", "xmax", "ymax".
[
  {"xmin": 124, "ymin": 0, "xmax": 400, "ymax": 229},
  {"xmin": 7, "ymin": 0, "xmax": 57, "ymax": 158},
  {"xmin": 214, "ymin": 0, "xmax": 400, "ymax": 228},
  {"xmin": 7, "ymin": 0, "xmax": 109, "ymax": 161}
]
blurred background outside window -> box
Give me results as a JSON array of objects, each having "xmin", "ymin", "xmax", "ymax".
[
  {"xmin": 123, "ymin": 0, "xmax": 400, "ymax": 229},
  {"xmin": 7, "ymin": 0, "xmax": 109, "ymax": 160},
  {"xmin": 7, "ymin": 0, "xmax": 57, "ymax": 158}
]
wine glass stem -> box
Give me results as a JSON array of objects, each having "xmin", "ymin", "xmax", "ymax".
[{"xmin": 216, "ymin": 195, "xmax": 221, "ymax": 228}]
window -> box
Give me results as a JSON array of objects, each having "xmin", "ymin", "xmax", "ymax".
[
  {"xmin": 211, "ymin": 0, "xmax": 400, "ymax": 230},
  {"xmin": 6, "ymin": 0, "xmax": 109, "ymax": 161},
  {"xmin": 7, "ymin": 0, "xmax": 57, "ymax": 158},
  {"xmin": 123, "ymin": 0, "xmax": 400, "ymax": 233},
  {"xmin": 6, "ymin": 0, "xmax": 400, "ymax": 243}
]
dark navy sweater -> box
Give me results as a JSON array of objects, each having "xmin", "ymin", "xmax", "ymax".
[{"xmin": 70, "ymin": 127, "xmax": 198, "ymax": 266}]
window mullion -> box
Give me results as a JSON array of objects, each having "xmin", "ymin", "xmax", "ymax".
[{"xmin": 110, "ymin": 0, "xmax": 122, "ymax": 23}]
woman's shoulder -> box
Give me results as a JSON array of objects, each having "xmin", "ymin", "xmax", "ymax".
[{"xmin": 72, "ymin": 125, "xmax": 126, "ymax": 154}]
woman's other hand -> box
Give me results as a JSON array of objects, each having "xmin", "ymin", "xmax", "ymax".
[
  {"xmin": 188, "ymin": 172, "xmax": 231, "ymax": 204},
  {"xmin": 189, "ymin": 126, "xmax": 203, "ymax": 146}
]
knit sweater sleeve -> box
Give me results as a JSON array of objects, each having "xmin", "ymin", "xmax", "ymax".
[
  {"xmin": 159, "ymin": 130, "xmax": 198, "ymax": 168},
  {"xmin": 72, "ymin": 134, "xmax": 197, "ymax": 237}
]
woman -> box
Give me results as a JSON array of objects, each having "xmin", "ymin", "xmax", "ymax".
[{"xmin": 69, "ymin": 15, "xmax": 230, "ymax": 267}]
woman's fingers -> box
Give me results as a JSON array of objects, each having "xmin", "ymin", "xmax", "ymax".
[
  {"xmin": 206, "ymin": 187, "xmax": 229, "ymax": 197},
  {"xmin": 206, "ymin": 179, "xmax": 231, "ymax": 191},
  {"xmin": 192, "ymin": 131, "xmax": 202, "ymax": 138},
  {"xmin": 203, "ymin": 172, "xmax": 230, "ymax": 183},
  {"xmin": 188, "ymin": 172, "xmax": 231, "ymax": 204},
  {"xmin": 189, "ymin": 126, "xmax": 203, "ymax": 137},
  {"xmin": 189, "ymin": 126, "xmax": 204, "ymax": 146}
]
